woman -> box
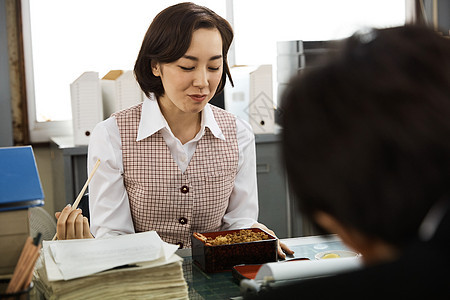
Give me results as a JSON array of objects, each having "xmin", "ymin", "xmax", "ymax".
[{"xmin": 56, "ymin": 2, "xmax": 292, "ymax": 258}]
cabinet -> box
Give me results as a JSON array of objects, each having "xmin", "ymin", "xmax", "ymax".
[
  {"xmin": 255, "ymin": 134, "xmax": 313, "ymax": 238},
  {"xmin": 50, "ymin": 134, "xmax": 305, "ymax": 238},
  {"xmin": 254, "ymin": 134, "xmax": 290, "ymax": 237},
  {"xmin": 50, "ymin": 136, "xmax": 88, "ymax": 212}
]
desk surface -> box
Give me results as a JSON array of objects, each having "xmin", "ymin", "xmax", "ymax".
[
  {"xmin": 178, "ymin": 235, "xmax": 347, "ymax": 299},
  {"xmin": 183, "ymin": 257, "xmax": 241, "ymax": 300},
  {"xmin": 30, "ymin": 235, "xmax": 346, "ymax": 300}
]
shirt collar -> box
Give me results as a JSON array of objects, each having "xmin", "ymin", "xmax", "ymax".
[
  {"xmin": 202, "ymin": 103, "xmax": 225, "ymax": 141},
  {"xmin": 136, "ymin": 94, "xmax": 166, "ymax": 141},
  {"xmin": 136, "ymin": 94, "xmax": 225, "ymax": 142}
]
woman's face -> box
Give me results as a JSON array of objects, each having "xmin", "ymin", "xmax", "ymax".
[{"xmin": 152, "ymin": 28, "xmax": 223, "ymax": 115}]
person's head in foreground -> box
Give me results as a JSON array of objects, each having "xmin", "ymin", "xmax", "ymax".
[{"xmin": 277, "ymin": 24, "xmax": 450, "ymax": 298}]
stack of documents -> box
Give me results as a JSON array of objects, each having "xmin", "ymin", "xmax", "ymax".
[
  {"xmin": 0, "ymin": 146, "xmax": 43, "ymax": 275},
  {"xmin": 34, "ymin": 232, "xmax": 188, "ymax": 299}
]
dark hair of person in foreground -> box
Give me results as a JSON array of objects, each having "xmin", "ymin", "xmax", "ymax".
[{"xmin": 249, "ymin": 24, "xmax": 450, "ymax": 299}]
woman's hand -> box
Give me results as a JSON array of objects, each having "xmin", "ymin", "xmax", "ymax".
[
  {"xmin": 55, "ymin": 204, "xmax": 94, "ymax": 240},
  {"xmin": 251, "ymin": 222, "xmax": 294, "ymax": 259}
]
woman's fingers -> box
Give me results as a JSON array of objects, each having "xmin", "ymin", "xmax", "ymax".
[
  {"xmin": 55, "ymin": 205, "xmax": 93, "ymax": 240},
  {"xmin": 83, "ymin": 217, "xmax": 94, "ymax": 239},
  {"xmin": 280, "ymin": 241, "xmax": 295, "ymax": 255},
  {"xmin": 65, "ymin": 209, "xmax": 83, "ymax": 239},
  {"xmin": 56, "ymin": 204, "xmax": 72, "ymax": 240},
  {"xmin": 75, "ymin": 213, "xmax": 85, "ymax": 239},
  {"xmin": 277, "ymin": 243, "xmax": 285, "ymax": 259},
  {"xmin": 251, "ymin": 222, "xmax": 295, "ymax": 259}
]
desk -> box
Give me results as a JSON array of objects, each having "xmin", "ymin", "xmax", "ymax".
[
  {"xmin": 183, "ymin": 257, "xmax": 241, "ymax": 299},
  {"xmin": 30, "ymin": 235, "xmax": 348, "ymax": 299},
  {"xmin": 177, "ymin": 235, "xmax": 347, "ymax": 299},
  {"xmin": 174, "ymin": 248, "xmax": 240, "ymax": 299}
]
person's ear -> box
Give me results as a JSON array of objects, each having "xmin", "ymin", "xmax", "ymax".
[
  {"xmin": 314, "ymin": 211, "xmax": 342, "ymax": 235},
  {"xmin": 151, "ymin": 61, "xmax": 161, "ymax": 77},
  {"xmin": 314, "ymin": 211, "xmax": 398, "ymax": 264},
  {"xmin": 313, "ymin": 211, "xmax": 361, "ymax": 253}
]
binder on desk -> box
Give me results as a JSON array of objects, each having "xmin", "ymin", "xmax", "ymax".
[
  {"xmin": 224, "ymin": 65, "xmax": 275, "ymax": 134},
  {"xmin": 101, "ymin": 70, "xmax": 144, "ymax": 119},
  {"xmin": 0, "ymin": 146, "xmax": 44, "ymax": 211},
  {"xmin": 70, "ymin": 71, "xmax": 103, "ymax": 145}
]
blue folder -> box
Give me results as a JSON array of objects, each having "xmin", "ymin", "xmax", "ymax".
[{"xmin": 0, "ymin": 146, "xmax": 44, "ymax": 211}]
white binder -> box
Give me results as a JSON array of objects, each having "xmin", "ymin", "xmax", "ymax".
[
  {"xmin": 225, "ymin": 65, "xmax": 275, "ymax": 134},
  {"xmin": 70, "ymin": 72, "xmax": 103, "ymax": 145},
  {"xmin": 101, "ymin": 70, "xmax": 143, "ymax": 119}
]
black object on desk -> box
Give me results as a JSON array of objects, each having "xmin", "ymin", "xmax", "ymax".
[{"xmin": 78, "ymin": 193, "xmax": 90, "ymax": 222}]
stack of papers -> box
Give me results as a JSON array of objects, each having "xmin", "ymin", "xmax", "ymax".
[{"xmin": 34, "ymin": 232, "xmax": 188, "ymax": 299}]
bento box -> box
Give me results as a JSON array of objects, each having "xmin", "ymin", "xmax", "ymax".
[{"xmin": 191, "ymin": 228, "xmax": 278, "ymax": 273}]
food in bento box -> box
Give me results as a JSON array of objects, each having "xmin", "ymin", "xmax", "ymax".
[{"xmin": 193, "ymin": 229, "xmax": 270, "ymax": 246}]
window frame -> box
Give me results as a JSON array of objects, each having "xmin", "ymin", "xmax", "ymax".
[{"xmin": 22, "ymin": 0, "xmax": 72, "ymax": 143}]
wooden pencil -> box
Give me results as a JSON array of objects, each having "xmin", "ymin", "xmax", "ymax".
[{"xmin": 6, "ymin": 233, "xmax": 42, "ymax": 293}]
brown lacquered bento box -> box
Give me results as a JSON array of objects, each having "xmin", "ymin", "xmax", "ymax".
[{"xmin": 191, "ymin": 228, "xmax": 278, "ymax": 273}]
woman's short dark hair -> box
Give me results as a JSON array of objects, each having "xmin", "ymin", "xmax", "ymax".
[
  {"xmin": 134, "ymin": 2, "xmax": 234, "ymax": 99},
  {"xmin": 281, "ymin": 25, "xmax": 450, "ymax": 246}
]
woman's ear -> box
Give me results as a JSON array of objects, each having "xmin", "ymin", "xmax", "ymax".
[{"xmin": 151, "ymin": 61, "xmax": 161, "ymax": 77}]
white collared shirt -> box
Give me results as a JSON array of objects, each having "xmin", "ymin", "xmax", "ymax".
[{"xmin": 88, "ymin": 96, "xmax": 259, "ymax": 238}]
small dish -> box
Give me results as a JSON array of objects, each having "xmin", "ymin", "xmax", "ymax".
[{"xmin": 315, "ymin": 250, "xmax": 360, "ymax": 260}]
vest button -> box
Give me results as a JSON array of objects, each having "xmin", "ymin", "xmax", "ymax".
[
  {"xmin": 180, "ymin": 185, "xmax": 189, "ymax": 194},
  {"xmin": 178, "ymin": 217, "xmax": 188, "ymax": 225},
  {"xmin": 176, "ymin": 242, "xmax": 184, "ymax": 249}
]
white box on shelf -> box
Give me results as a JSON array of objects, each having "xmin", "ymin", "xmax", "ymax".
[
  {"xmin": 70, "ymin": 72, "xmax": 103, "ymax": 145},
  {"xmin": 101, "ymin": 70, "xmax": 143, "ymax": 119},
  {"xmin": 225, "ymin": 65, "xmax": 274, "ymax": 134}
]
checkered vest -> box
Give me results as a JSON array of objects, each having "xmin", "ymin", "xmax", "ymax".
[{"xmin": 113, "ymin": 103, "xmax": 239, "ymax": 248}]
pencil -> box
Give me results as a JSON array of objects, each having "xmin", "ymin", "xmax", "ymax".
[
  {"xmin": 52, "ymin": 159, "xmax": 101, "ymax": 241},
  {"xmin": 6, "ymin": 233, "xmax": 42, "ymax": 294}
]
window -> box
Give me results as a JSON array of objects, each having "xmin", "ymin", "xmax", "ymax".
[
  {"xmin": 232, "ymin": 0, "xmax": 405, "ymax": 65},
  {"xmin": 22, "ymin": 0, "xmax": 227, "ymax": 142},
  {"xmin": 23, "ymin": 0, "xmax": 405, "ymax": 142},
  {"xmin": 231, "ymin": 0, "xmax": 405, "ymax": 107}
]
